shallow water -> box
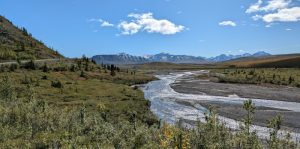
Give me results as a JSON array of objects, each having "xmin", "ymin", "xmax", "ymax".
[{"xmin": 141, "ymin": 71, "xmax": 300, "ymax": 140}]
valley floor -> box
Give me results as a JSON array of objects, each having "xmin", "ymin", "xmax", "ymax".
[
  {"xmin": 171, "ymin": 71, "xmax": 300, "ymax": 133},
  {"xmin": 172, "ymin": 73, "xmax": 300, "ymax": 102}
]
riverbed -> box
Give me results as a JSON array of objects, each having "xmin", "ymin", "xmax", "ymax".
[{"xmin": 141, "ymin": 71, "xmax": 300, "ymax": 140}]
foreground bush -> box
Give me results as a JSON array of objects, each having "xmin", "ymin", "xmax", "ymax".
[{"xmin": 0, "ymin": 77, "xmax": 299, "ymax": 148}]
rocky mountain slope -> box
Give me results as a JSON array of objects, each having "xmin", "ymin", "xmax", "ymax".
[
  {"xmin": 92, "ymin": 53, "xmax": 207, "ymax": 64},
  {"xmin": 92, "ymin": 51, "xmax": 272, "ymax": 65},
  {"xmin": 208, "ymin": 51, "xmax": 271, "ymax": 62}
]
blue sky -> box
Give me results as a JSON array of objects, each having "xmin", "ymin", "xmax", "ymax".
[{"xmin": 1, "ymin": 0, "xmax": 300, "ymax": 58}]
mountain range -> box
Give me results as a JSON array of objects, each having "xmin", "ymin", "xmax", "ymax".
[
  {"xmin": 208, "ymin": 51, "xmax": 271, "ymax": 62},
  {"xmin": 92, "ymin": 51, "xmax": 271, "ymax": 64}
]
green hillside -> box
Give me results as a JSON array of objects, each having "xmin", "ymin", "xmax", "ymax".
[
  {"xmin": 0, "ymin": 15, "xmax": 63, "ymax": 60},
  {"xmin": 220, "ymin": 54, "xmax": 300, "ymax": 68}
]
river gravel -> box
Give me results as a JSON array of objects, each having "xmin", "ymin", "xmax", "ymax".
[{"xmin": 141, "ymin": 71, "xmax": 300, "ymax": 140}]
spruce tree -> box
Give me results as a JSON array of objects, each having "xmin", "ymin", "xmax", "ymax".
[{"xmin": 0, "ymin": 76, "xmax": 14, "ymax": 102}]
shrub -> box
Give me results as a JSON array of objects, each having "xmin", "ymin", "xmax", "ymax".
[
  {"xmin": 0, "ymin": 66, "xmax": 4, "ymax": 73},
  {"xmin": 110, "ymin": 69, "xmax": 116, "ymax": 76},
  {"xmin": 21, "ymin": 75, "xmax": 32, "ymax": 84},
  {"xmin": 70, "ymin": 64, "xmax": 77, "ymax": 72},
  {"xmin": 80, "ymin": 70, "xmax": 86, "ymax": 78},
  {"xmin": 9, "ymin": 63, "xmax": 18, "ymax": 72},
  {"xmin": 133, "ymin": 86, "xmax": 138, "ymax": 90},
  {"xmin": 0, "ymin": 76, "xmax": 14, "ymax": 101},
  {"xmin": 190, "ymin": 106, "xmax": 233, "ymax": 148},
  {"xmin": 51, "ymin": 80, "xmax": 63, "ymax": 88},
  {"xmin": 41, "ymin": 75, "xmax": 48, "ymax": 80},
  {"xmin": 267, "ymin": 115, "xmax": 282, "ymax": 148},
  {"xmin": 41, "ymin": 63, "xmax": 50, "ymax": 72},
  {"xmin": 0, "ymin": 49, "xmax": 17, "ymax": 60},
  {"xmin": 23, "ymin": 60, "xmax": 36, "ymax": 70},
  {"xmin": 236, "ymin": 100, "xmax": 261, "ymax": 148},
  {"xmin": 53, "ymin": 66, "xmax": 67, "ymax": 72}
]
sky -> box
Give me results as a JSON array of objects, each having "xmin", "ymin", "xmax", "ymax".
[{"xmin": 1, "ymin": 0, "xmax": 300, "ymax": 58}]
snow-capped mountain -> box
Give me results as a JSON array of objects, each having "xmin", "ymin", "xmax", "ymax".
[
  {"xmin": 208, "ymin": 51, "xmax": 271, "ymax": 62},
  {"xmin": 92, "ymin": 51, "xmax": 271, "ymax": 64}
]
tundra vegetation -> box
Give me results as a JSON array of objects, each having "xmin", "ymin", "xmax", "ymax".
[
  {"xmin": 0, "ymin": 58, "xmax": 299, "ymax": 148},
  {"xmin": 0, "ymin": 15, "xmax": 63, "ymax": 61},
  {"xmin": 207, "ymin": 68, "xmax": 300, "ymax": 87}
]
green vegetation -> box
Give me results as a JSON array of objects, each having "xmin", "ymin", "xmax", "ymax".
[
  {"xmin": 208, "ymin": 68, "xmax": 300, "ymax": 87},
  {"xmin": 0, "ymin": 15, "xmax": 63, "ymax": 60},
  {"xmin": 0, "ymin": 58, "xmax": 299, "ymax": 148},
  {"xmin": 220, "ymin": 54, "xmax": 300, "ymax": 68},
  {"xmin": 0, "ymin": 57, "xmax": 159, "ymax": 148},
  {"xmin": 2, "ymin": 14, "xmax": 299, "ymax": 148},
  {"xmin": 0, "ymin": 72, "xmax": 297, "ymax": 149}
]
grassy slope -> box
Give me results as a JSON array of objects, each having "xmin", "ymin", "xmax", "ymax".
[
  {"xmin": 0, "ymin": 15, "xmax": 63, "ymax": 60},
  {"xmin": 0, "ymin": 62, "xmax": 157, "ymax": 124},
  {"xmin": 204, "ymin": 54, "xmax": 300, "ymax": 87},
  {"xmin": 220, "ymin": 54, "xmax": 300, "ymax": 68},
  {"xmin": 127, "ymin": 54, "xmax": 300, "ymax": 72},
  {"xmin": 0, "ymin": 60, "xmax": 163, "ymax": 147}
]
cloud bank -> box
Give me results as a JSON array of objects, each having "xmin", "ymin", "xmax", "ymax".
[
  {"xmin": 118, "ymin": 12, "xmax": 185, "ymax": 35},
  {"xmin": 262, "ymin": 7, "xmax": 300, "ymax": 22},
  {"xmin": 246, "ymin": 0, "xmax": 300, "ymax": 23},
  {"xmin": 219, "ymin": 21, "xmax": 237, "ymax": 27},
  {"xmin": 101, "ymin": 21, "xmax": 114, "ymax": 27},
  {"xmin": 246, "ymin": 0, "xmax": 291, "ymax": 13}
]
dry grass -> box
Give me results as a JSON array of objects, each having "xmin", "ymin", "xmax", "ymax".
[{"xmin": 221, "ymin": 54, "xmax": 300, "ymax": 68}]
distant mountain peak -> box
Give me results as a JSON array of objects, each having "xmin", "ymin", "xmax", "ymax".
[
  {"xmin": 252, "ymin": 51, "xmax": 271, "ymax": 57},
  {"xmin": 156, "ymin": 52, "xmax": 171, "ymax": 55},
  {"xmin": 208, "ymin": 51, "xmax": 271, "ymax": 62},
  {"xmin": 91, "ymin": 51, "xmax": 272, "ymax": 65},
  {"xmin": 92, "ymin": 53, "xmax": 207, "ymax": 64},
  {"xmin": 118, "ymin": 52, "xmax": 128, "ymax": 55}
]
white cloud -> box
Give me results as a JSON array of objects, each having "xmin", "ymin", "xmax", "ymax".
[
  {"xmin": 252, "ymin": 14, "xmax": 263, "ymax": 21},
  {"xmin": 101, "ymin": 21, "xmax": 114, "ymax": 27},
  {"xmin": 87, "ymin": 18, "xmax": 103, "ymax": 22},
  {"xmin": 286, "ymin": 28, "xmax": 292, "ymax": 31},
  {"xmin": 246, "ymin": 0, "xmax": 300, "ymax": 23},
  {"xmin": 263, "ymin": 0, "xmax": 291, "ymax": 11},
  {"xmin": 88, "ymin": 18, "xmax": 114, "ymax": 27},
  {"xmin": 118, "ymin": 21, "xmax": 142, "ymax": 35},
  {"xmin": 262, "ymin": 7, "xmax": 300, "ymax": 22},
  {"xmin": 219, "ymin": 21, "xmax": 237, "ymax": 27},
  {"xmin": 246, "ymin": 0, "xmax": 263, "ymax": 13},
  {"xmin": 265, "ymin": 24, "xmax": 272, "ymax": 27},
  {"xmin": 246, "ymin": 0, "xmax": 291, "ymax": 13},
  {"xmin": 118, "ymin": 12, "xmax": 185, "ymax": 35}
]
